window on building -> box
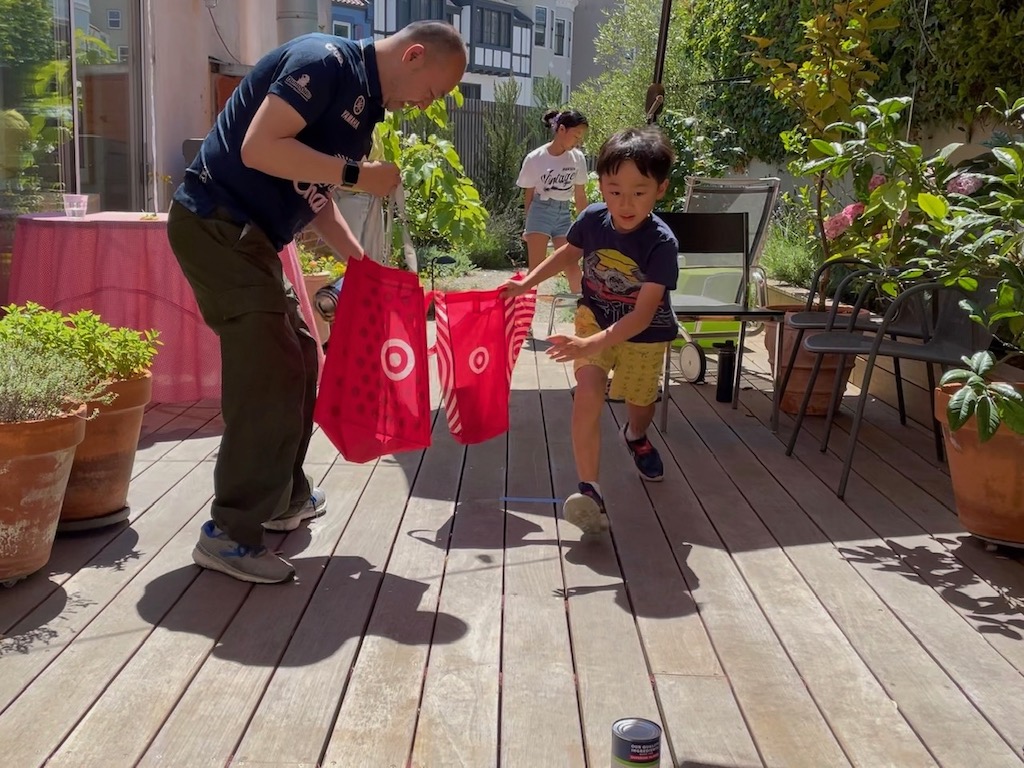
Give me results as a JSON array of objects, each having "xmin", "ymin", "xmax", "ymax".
[
  {"xmin": 108, "ymin": 9, "xmax": 122, "ymax": 29},
  {"xmin": 460, "ymin": 82, "xmax": 482, "ymax": 100},
  {"xmin": 479, "ymin": 9, "xmax": 511, "ymax": 48},
  {"xmin": 333, "ymin": 21, "xmax": 352, "ymax": 38},
  {"xmin": 118, "ymin": 45, "xmax": 129, "ymax": 62},
  {"xmin": 534, "ymin": 7, "xmax": 547, "ymax": 47},
  {"xmin": 554, "ymin": 19, "xmax": 565, "ymax": 55},
  {"xmin": 398, "ymin": 0, "xmax": 444, "ymax": 27}
]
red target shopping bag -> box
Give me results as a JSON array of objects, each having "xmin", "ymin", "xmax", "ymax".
[
  {"xmin": 433, "ymin": 283, "xmax": 536, "ymax": 445},
  {"xmin": 314, "ymin": 257, "xmax": 432, "ymax": 462}
]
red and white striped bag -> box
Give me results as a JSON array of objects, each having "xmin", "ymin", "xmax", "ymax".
[{"xmin": 433, "ymin": 283, "xmax": 536, "ymax": 445}]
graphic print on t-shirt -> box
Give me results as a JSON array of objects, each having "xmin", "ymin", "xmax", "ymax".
[
  {"xmin": 539, "ymin": 165, "xmax": 578, "ymax": 196},
  {"xmin": 583, "ymin": 248, "xmax": 677, "ymax": 330}
]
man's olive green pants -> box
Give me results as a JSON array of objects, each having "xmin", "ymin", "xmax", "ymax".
[{"xmin": 167, "ymin": 201, "xmax": 318, "ymax": 546}]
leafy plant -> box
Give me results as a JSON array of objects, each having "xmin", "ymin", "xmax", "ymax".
[
  {"xmin": 657, "ymin": 111, "xmax": 748, "ymax": 210},
  {"xmin": 480, "ymin": 78, "xmax": 531, "ymax": 215},
  {"xmin": 376, "ymin": 91, "xmax": 489, "ymax": 255},
  {"xmin": 571, "ymin": 0, "xmax": 705, "ymax": 155},
  {"xmin": 750, "ymin": 0, "xmax": 898, "ymax": 305},
  {"xmin": 0, "ymin": 303, "xmax": 161, "ymax": 384},
  {"xmin": 759, "ymin": 199, "xmax": 819, "ymax": 289},
  {"xmin": 0, "ymin": 339, "xmax": 105, "ymax": 423},
  {"xmin": 940, "ymin": 351, "xmax": 1024, "ymax": 441},
  {"xmin": 297, "ymin": 242, "xmax": 344, "ymax": 280},
  {"xmin": 915, "ymin": 90, "xmax": 1024, "ymax": 438}
]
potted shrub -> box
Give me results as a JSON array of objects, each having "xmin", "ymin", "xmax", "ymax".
[
  {"xmin": 924, "ymin": 90, "xmax": 1024, "ymax": 544},
  {"xmin": 0, "ymin": 339, "xmax": 102, "ymax": 585},
  {"xmin": 0, "ymin": 303, "xmax": 160, "ymax": 530}
]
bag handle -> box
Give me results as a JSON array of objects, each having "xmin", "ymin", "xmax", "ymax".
[{"xmin": 392, "ymin": 183, "xmax": 418, "ymax": 273}]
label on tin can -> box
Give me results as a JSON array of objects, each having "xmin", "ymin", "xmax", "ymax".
[{"xmin": 611, "ymin": 717, "xmax": 661, "ymax": 766}]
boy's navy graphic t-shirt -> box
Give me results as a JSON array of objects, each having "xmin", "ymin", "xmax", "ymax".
[
  {"xmin": 566, "ymin": 203, "xmax": 679, "ymax": 344},
  {"xmin": 175, "ymin": 34, "xmax": 384, "ymax": 251}
]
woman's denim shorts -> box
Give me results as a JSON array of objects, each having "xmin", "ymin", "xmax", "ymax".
[{"xmin": 524, "ymin": 197, "xmax": 573, "ymax": 238}]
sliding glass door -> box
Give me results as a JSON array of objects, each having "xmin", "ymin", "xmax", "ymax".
[{"xmin": 0, "ymin": 0, "xmax": 145, "ymax": 301}]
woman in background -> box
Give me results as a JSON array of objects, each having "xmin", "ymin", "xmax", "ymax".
[{"xmin": 516, "ymin": 109, "xmax": 589, "ymax": 292}]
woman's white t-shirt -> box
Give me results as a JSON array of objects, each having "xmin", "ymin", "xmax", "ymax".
[{"xmin": 516, "ymin": 144, "xmax": 588, "ymax": 202}]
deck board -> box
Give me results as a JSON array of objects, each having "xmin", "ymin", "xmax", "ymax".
[{"xmin": 3, "ymin": 316, "xmax": 1023, "ymax": 768}]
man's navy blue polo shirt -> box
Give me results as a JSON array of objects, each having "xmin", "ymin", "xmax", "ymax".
[{"xmin": 175, "ymin": 34, "xmax": 385, "ymax": 251}]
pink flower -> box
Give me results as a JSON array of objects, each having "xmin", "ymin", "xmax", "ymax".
[
  {"xmin": 842, "ymin": 202, "xmax": 866, "ymax": 220},
  {"xmin": 823, "ymin": 213, "xmax": 852, "ymax": 241},
  {"xmin": 868, "ymin": 174, "xmax": 886, "ymax": 192},
  {"xmin": 946, "ymin": 174, "xmax": 983, "ymax": 195}
]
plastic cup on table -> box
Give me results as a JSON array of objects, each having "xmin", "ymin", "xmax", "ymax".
[{"xmin": 62, "ymin": 194, "xmax": 88, "ymax": 218}]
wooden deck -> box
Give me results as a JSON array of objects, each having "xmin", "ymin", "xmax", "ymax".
[{"xmin": 3, "ymin": 308, "xmax": 1024, "ymax": 768}]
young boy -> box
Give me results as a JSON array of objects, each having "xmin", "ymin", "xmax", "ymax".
[{"xmin": 503, "ymin": 127, "xmax": 679, "ymax": 533}]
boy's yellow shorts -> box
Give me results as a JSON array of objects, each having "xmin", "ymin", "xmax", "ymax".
[{"xmin": 573, "ymin": 305, "xmax": 669, "ymax": 407}]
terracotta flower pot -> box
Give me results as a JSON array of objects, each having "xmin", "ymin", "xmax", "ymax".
[
  {"xmin": 60, "ymin": 371, "xmax": 153, "ymax": 531},
  {"xmin": 0, "ymin": 406, "xmax": 86, "ymax": 585},
  {"xmin": 763, "ymin": 304, "xmax": 859, "ymax": 415},
  {"xmin": 303, "ymin": 272, "xmax": 333, "ymax": 345},
  {"xmin": 935, "ymin": 383, "xmax": 1024, "ymax": 546}
]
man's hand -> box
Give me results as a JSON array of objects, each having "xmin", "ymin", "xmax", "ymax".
[
  {"xmin": 500, "ymin": 277, "xmax": 531, "ymax": 298},
  {"xmin": 355, "ymin": 161, "xmax": 401, "ymax": 197},
  {"xmin": 546, "ymin": 334, "xmax": 597, "ymax": 363}
]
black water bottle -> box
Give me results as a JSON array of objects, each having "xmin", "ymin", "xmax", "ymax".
[{"xmin": 714, "ymin": 340, "xmax": 736, "ymax": 403}]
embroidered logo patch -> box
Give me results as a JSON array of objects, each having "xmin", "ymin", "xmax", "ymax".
[{"xmin": 284, "ymin": 73, "xmax": 313, "ymax": 101}]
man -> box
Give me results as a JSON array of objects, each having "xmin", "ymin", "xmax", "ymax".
[{"xmin": 167, "ymin": 22, "xmax": 467, "ymax": 584}]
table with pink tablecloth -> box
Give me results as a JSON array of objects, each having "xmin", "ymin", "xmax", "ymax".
[{"xmin": 8, "ymin": 212, "xmax": 323, "ymax": 403}]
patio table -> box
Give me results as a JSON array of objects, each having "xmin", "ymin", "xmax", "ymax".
[{"xmin": 8, "ymin": 212, "xmax": 323, "ymax": 403}]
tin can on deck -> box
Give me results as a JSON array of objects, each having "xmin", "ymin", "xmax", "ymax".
[{"xmin": 611, "ymin": 717, "xmax": 661, "ymax": 766}]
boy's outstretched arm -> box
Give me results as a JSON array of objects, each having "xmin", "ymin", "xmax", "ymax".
[
  {"xmin": 547, "ymin": 283, "xmax": 666, "ymax": 362},
  {"xmin": 501, "ymin": 242, "xmax": 583, "ymax": 297}
]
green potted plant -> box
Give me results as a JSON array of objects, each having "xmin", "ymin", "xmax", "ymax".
[
  {"xmin": 0, "ymin": 339, "xmax": 103, "ymax": 585},
  {"xmin": 749, "ymin": 0, "xmax": 900, "ymax": 413},
  {"xmin": 920, "ymin": 90, "xmax": 1024, "ymax": 544},
  {"xmin": 0, "ymin": 303, "xmax": 160, "ymax": 530}
]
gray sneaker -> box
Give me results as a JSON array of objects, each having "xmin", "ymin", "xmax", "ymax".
[
  {"xmin": 192, "ymin": 521, "xmax": 296, "ymax": 584},
  {"xmin": 562, "ymin": 482, "xmax": 610, "ymax": 534},
  {"xmin": 263, "ymin": 487, "xmax": 327, "ymax": 532}
]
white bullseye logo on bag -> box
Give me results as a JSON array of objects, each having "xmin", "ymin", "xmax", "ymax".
[
  {"xmin": 381, "ymin": 339, "xmax": 415, "ymax": 381},
  {"xmin": 468, "ymin": 346, "xmax": 490, "ymax": 374}
]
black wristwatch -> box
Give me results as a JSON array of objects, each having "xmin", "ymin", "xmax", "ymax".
[{"xmin": 341, "ymin": 161, "xmax": 360, "ymax": 187}]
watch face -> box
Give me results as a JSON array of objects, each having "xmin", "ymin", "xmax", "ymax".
[{"xmin": 344, "ymin": 163, "xmax": 359, "ymax": 186}]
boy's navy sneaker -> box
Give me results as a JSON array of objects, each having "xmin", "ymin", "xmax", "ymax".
[
  {"xmin": 622, "ymin": 423, "xmax": 664, "ymax": 482},
  {"xmin": 562, "ymin": 482, "xmax": 610, "ymax": 534}
]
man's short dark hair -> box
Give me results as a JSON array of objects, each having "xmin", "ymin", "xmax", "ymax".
[
  {"xmin": 399, "ymin": 20, "xmax": 466, "ymax": 61},
  {"xmin": 595, "ymin": 127, "xmax": 675, "ymax": 184}
]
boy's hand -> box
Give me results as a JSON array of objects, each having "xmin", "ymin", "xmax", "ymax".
[
  {"xmin": 546, "ymin": 334, "xmax": 596, "ymax": 362},
  {"xmin": 500, "ymin": 278, "xmax": 530, "ymax": 298}
]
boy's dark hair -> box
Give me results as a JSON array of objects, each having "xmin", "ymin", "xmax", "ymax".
[
  {"xmin": 543, "ymin": 109, "xmax": 588, "ymax": 131},
  {"xmin": 595, "ymin": 127, "xmax": 675, "ymax": 184}
]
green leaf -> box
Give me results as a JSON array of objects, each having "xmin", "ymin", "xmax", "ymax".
[
  {"xmin": 940, "ymin": 368, "xmax": 974, "ymax": 385},
  {"xmin": 990, "ymin": 382, "xmax": 1023, "ymax": 402},
  {"xmin": 916, "ymin": 192, "xmax": 948, "ymax": 220},
  {"xmin": 1000, "ymin": 398, "xmax": 1024, "ymax": 436},
  {"xmin": 810, "ymin": 139, "xmax": 837, "ymax": 156},
  {"xmin": 969, "ymin": 350, "xmax": 995, "ymax": 376},
  {"xmin": 947, "ymin": 386, "xmax": 977, "ymax": 431},
  {"xmin": 992, "ymin": 147, "xmax": 1023, "ymax": 175},
  {"xmin": 976, "ymin": 396, "xmax": 1000, "ymax": 442}
]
